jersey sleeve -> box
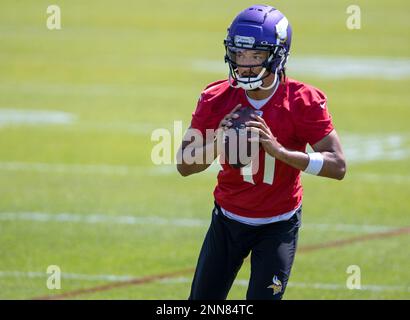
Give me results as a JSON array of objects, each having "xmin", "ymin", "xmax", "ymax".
[
  {"xmin": 190, "ymin": 94, "xmax": 211, "ymax": 136},
  {"xmin": 294, "ymin": 88, "xmax": 334, "ymax": 146},
  {"xmin": 190, "ymin": 80, "xmax": 230, "ymax": 138}
]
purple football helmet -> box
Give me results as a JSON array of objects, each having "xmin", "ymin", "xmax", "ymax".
[{"xmin": 224, "ymin": 5, "xmax": 292, "ymax": 91}]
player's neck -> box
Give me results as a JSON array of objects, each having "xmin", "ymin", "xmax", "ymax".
[
  {"xmin": 245, "ymin": 73, "xmax": 281, "ymax": 100},
  {"xmin": 246, "ymin": 87, "xmax": 275, "ymax": 100}
]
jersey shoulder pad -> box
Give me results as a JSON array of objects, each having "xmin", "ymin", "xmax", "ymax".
[
  {"xmin": 199, "ymin": 79, "xmax": 231, "ymax": 104},
  {"xmin": 286, "ymin": 78, "xmax": 327, "ymax": 109}
]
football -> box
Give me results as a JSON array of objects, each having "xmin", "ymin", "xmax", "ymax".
[{"xmin": 223, "ymin": 106, "xmax": 260, "ymax": 169}]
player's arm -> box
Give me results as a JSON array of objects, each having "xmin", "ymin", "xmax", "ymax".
[
  {"xmin": 246, "ymin": 115, "xmax": 346, "ymax": 180},
  {"xmin": 277, "ymin": 130, "xmax": 346, "ymax": 180},
  {"xmin": 176, "ymin": 126, "xmax": 219, "ymax": 177}
]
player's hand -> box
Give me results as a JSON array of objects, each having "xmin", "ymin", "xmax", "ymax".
[
  {"xmin": 218, "ymin": 104, "xmax": 242, "ymax": 131},
  {"xmin": 213, "ymin": 104, "xmax": 242, "ymax": 152},
  {"xmin": 245, "ymin": 114, "xmax": 284, "ymax": 158}
]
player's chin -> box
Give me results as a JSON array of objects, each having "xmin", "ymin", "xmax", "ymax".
[{"xmin": 247, "ymin": 87, "xmax": 261, "ymax": 92}]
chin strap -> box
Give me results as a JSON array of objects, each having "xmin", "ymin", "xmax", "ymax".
[
  {"xmin": 258, "ymin": 71, "xmax": 279, "ymax": 91},
  {"xmin": 228, "ymin": 53, "xmax": 287, "ymax": 91},
  {"xmin": 228, "ymin": 62, "xmax": 268, "ymax": 90}
]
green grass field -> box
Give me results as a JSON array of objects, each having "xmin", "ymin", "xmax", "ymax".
[{"xmin": 0, "ymin": 0, "xmax": 409, "ymax": 299}]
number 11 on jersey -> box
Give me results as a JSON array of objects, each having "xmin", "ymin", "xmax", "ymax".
[{"xmin": 241, "ymin": 152, "xmax": 276, "ymax": 185}]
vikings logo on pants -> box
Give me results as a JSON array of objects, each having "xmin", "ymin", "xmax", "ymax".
[{"xmin": 267, "ymin": 275, "xmax": 283, "ymax": 295}]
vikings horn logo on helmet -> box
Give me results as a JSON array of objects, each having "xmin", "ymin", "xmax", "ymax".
[{"xmin": 275, "ymin": 17, "xmax": 289, "ymax": 44}]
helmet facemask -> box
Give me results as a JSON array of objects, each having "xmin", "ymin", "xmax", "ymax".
[{"xmin": 224, "ymin": 44, "xmax": 288, "ymax": 91}]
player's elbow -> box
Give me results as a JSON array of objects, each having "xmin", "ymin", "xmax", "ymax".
[
  {"xmin": 335, "ymin": 158, "xmax": 347, "ymax": 180},
  {"xmin": 176, "ymin": 147, "xmax": 192, "ymax": 177},
  {"xmin": 177, "ymin": 163, "xmax": 192, "ymax": 177}
]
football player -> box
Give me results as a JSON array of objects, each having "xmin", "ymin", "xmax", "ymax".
[{"xmin": 177, "ymin": 4, "xmax": 346, "ymax": 300}]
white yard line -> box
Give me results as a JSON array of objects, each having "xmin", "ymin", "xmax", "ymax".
[
  {"xmin": 1, "ymin": 271, "xmax": 407, "ymax": 293},
  {"xmin": 0, "ymin": 109, "xmax": 76, "ymax": 126},
  {"xmin": 341, "ymin": 134, "xmax": 410, "ymax": 163},
  {"xmin": 192, "ymin": 56, "xmax": 410, "ymax": 79},
  {"xmin": 0, "ymin": 271, "xmax": 134, "ymax": 282},
  {"xmin": 160, "ymin": 277, "xmax": 410, "ymax": 293},
  {"xmin": 0, "ymin": 211, "xmax": 401, "ymax": 233},
  {"xmin": 0, "ymin": 108, "xmax": 171, "ymax": 134},
  {"xmin": 0, "ymin": 212, "xmax": 207, "ymax": 228}
]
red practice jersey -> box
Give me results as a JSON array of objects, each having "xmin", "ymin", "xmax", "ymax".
[{"xmin": 190, "ymin": 78, "xmax": 334, "ymax": 218}]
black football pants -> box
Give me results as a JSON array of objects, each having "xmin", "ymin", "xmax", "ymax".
[{"xmin": 188, "ymin": 201, "xmax": 301, "ymax": 300}]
